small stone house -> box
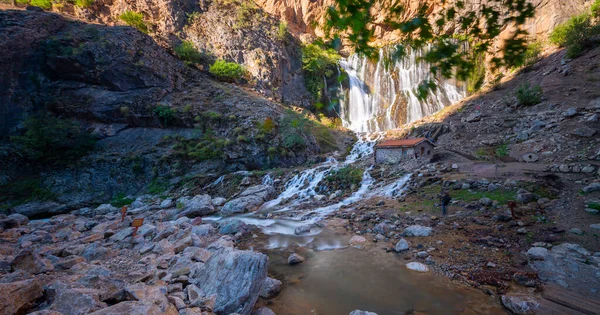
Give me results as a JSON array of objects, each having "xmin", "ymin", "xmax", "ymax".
[{"xmin": 374, "ymin": 137, "xmax": 435, "ymax": 164}]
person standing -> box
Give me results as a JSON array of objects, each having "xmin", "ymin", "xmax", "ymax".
[{"xmin": 441, "ymin": 191, "xmax": 452, "ymax": 215}]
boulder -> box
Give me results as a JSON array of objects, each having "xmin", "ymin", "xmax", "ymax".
[
  {"xmin": 221, "ymin": 195, "xmax": 264, "ymax": 216},
  {"xmin": 479, "ymin": 198, "xmax": 492, "ymax": 206},
  {"xmin": 46, "ymin": 281, "xmax": 107, "ymax": 315},
  {"xmin": 239, "ymin": 185, "xmax": 275, "ymax": 200},
  {"xmin": 94, "ymin": 204, "xmax": 118, "ymax": 216},
  {"xmin": 124, "ymin": 283, "xmax": 177, "ymax": 314},
  {"xmin": 402, "ymin": 225, "xmax": 432, "ymax": 237},
  {"xmin": 11, "ymin": 249, "xmax": 54, "ymax": 274},
  {"xmin": 191, "ymin": 224, "xmax": 217, "ymax": 237},
  {"xmin": 516, "ymin": 193, "xmax": 535, "ymax": 204},
  {"xmin": 211, "ymin": 197, "xmax": 227, "ymax": 206},
  {"xmin": 88, "ymin": 301, "xmax": 174, "ymax": 315},
  {"xmin": 259, "ymin": 277, "xmax": 282, "ymax": 299},
  {"xmin": 501, "ymin": 294, "xmax": 539, "ymax": 314},
  {"xmin": 406, "ymin": 262, "xmax": 429, "ymax": 272},
  {"xmin": 219, "ymin": 219, "xmax": 248, "ymax": 235},
  {"xmin": 582, "ymin": 183, "xmax": 600, "ymax": 193},
  {"xmin": 7, "ymin": 213, "xmax": 29, "ymax": 226},
  {"xmin": 190, "ymin": 248, "xmax": 268, "ymax": 315},
  {"xmin": 179, "ymin": 195, "xmax": 215, "ymax": 218},
  {"xmin": 288, "ymin": 253, "xmax": 305, "ymax": 265},
  {"xmin": 160, "ymin": 199, "xmax": 174, "ymax": 209},
  {"xmin": 349, "ymin": 311, "xmax": 378, "ymax": 315},
  {"xmin": 373, "ymin": 222, "xmax": 393, "ymax": 235},
  {"xmin": 0, "ymin": 279, "xmax": 43, "ymax": 315},
  {"xmin": 253, "ymin": 307, "xmax": 276, "ymax": 315},
  {"xmin": 395, "ymin": 239, "xmax": 410, "ymax": 252},
  {"xmin": 526, "ymin": 247, "xmax": 549, "ymax": 261}
]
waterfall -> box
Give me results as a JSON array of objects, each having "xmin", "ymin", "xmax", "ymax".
[{"xmin": 339, "ymin": 47, "xmax": 466, "ymax": 133}]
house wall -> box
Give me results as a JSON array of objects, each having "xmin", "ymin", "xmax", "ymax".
[{"xmin": 375, "ymin": 142, "xmax": 434, "ymax": 164}]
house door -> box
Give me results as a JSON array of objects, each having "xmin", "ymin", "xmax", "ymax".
[{"xmin": 420, "ymin": 146, "xmax": 425, "ymax": 156}]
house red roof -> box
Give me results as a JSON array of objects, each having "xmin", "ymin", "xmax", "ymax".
[{"xmin": 375, "ymin": 137, "xmax": 433, "ymax": 148}]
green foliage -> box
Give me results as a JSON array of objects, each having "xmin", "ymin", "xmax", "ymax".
[
  {"xmin": 495, "ymin": 143, "xmax": 508, "ymax": 157},
  {"xmin": 171, "ymin": 133, "xmax": 227, "ymax": 161},
  {"xmin": 0, "ymin": 178, "xmax": 56, "ymax": 209},
  {"xmin": 11, "ymin": 113, "xmax": 96, "ymax": 164},
  {"xmin": 592, "ymin": 0, "xmax": 600, "ymax": 18},
  {"xmin": 519, "ymin": 41, "xmax": 543, "ymax": 67},
  {"xmin": 186, "ymin": 11, "xmax": 201, "ymax": 25},
  {"xmin": 30, "ymin": 0, "xmax": 52, "ymax": 9},
  {"xmin": 154, "ymin": 105, "xmax": 174, "ymax": 126},
  {"xmin": 110, "ymin": 192, "xmax": 134, "ymax": 207},
  {"xmin": 147, "ymin": 178, "xmax": 169, "ymax": 195},
  {"xmin": 301, "ymin": 43, "xmax": 341, "ymax": 99},
  {"xmin": 467, "ymin": 51, "xmax": 485, "ymax": 94},
  {"xmin": 279, "ymin": 110, "xmax": 337, "ymax": 153},
  {"xmin": 324, "ymin": 0, "xmax": 536, "ymax": 96},
  {"xmin": 119, "ymin": 11, "xmax": 148, "ymax": 34},
  {"xmin": 449, "ymin": 188, "xmax": 517, "ymax": 205},
  {"xmin": 549, "ymin": 13, "xmax": 600, "ymax": 58},
  {"xmin": 325, "ymin": 166, "xmax": 363, "ymax": 190},
  {"xmin": 588, "ymin": 203, "xmax": 600, "ymax": 211},
  {"xmin": 260, "ymin": 117, "xmax": 275, "ymax": 134},
  {"xmin": 234, "ymin": 0, "xmax": 259, "ymax": 30},
  {"xmin": 209, "ymin": 60, "xmax": 245, "ymax": 82},
  {"xmin": 174, "ymin": 41, "xmax": 207, "ymax": 66},
  {"xmin": 277, "ymin": 21, "xmax": 288, "ymax": 41},
  {"xmin": 74, "ymin": 0, "xmax": 94, "ymax": 8},
  {"xmin": 516, "ymin": 83, "xmax": 543, "ymax": 106}
]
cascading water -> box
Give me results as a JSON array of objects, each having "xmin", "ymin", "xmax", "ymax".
[
  {"xmin": 339, "ymin": 47, "xmax": 466, "ymax": 132},
  {"xmin": 207, "ymin": 45, "xmax": 467, "ymax": 248}
]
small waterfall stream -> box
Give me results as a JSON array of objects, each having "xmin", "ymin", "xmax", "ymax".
[{"xmin": 210, "ymin": 46, "xmax": 467, "ymax": 246}]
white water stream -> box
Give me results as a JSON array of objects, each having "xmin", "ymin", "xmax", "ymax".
[{"xmin": 209, "ymin": 46, "xmax": 466, "ymax": 248}]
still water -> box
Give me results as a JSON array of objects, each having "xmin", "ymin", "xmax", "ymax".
[{"xmin": 267, "ymin": 247, "xmax": 506, "ymax": 315}]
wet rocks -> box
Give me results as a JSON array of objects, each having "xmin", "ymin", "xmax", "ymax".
[
  {"xmin": 501, "ymin": 294, "xmax": 539, "ymax": 314},
  {"xmin": 191, "ymin": 248, "xmax": 268, "ymax": 314},
  {"xmin": 294, "ymin": 224, "xmax": 311, "ymax": 235},
  {"xmin": 218, "ymin": 219, "xmax": 248, "ymax": 235},
  {"xmin": 221, "ymin": 185, "xmax": 275, "ymax": 216},
  {"xmin": 0, "ymin": 279, "xmax": 43, "ymax": 315},
  {"xmin": 395, "ymin": 239, "xmax": 410, "ymax": 252},
  {"xmin": 288, "ymin": 253, "xmax": 305, "ymax": 265},
  {"xmin": 349, "ymin": 235, "xmax": 367, "ymax": 247},
  {"xmin": 402, "ymin": 225, "xmax": 432, "ymax": 237},
  {"xmin": 405, "ymin": 262, "xmax": 429, "ymax": 272},
  {"xmin": 259, "ymin": 277, "xmax": 282, "ymax": 299},
  {"xmin": 178, "ymin": 195, "xmax": 215, "ymax": 218}
]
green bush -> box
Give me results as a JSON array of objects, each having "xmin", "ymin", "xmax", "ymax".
[
  {"xmin": 74, "ymin": 0, "xmax": 94, "ymax": 8},
  {"xmin": 154, "ymin": 105, "xmax": 174, "ymax": 126},
  {"xmin": 147, "ymin": 178, "xmax": 169, "ymax": 195},
  {"xmin": 119, "ymin": 11, "xmax": 148, "ymax": 34},
  {"xmin": 521, "ymin": 41, "xmax": 543, "ymax": 67},
  {"xmin": 0, "ymin": 178, "xmax": 56, "ymax": 209},
  {"xmin": 592, "ymin": 0, "xmax": 600, "ymax": 18},
  {"xmin": 277, "ymin": 21, "xmax": 288, "ymax": 41},
  {"xmin": 11, "ymin": 113, "xmax": 96, "ymax": 164},
  {"xmin": 550, "ymin": 13, "xmax": 600, "ymax": 58},
  {"xmin": 516, "ymin": 83, "xmax": 543, "ymax": 106},
  {"xmin": 110, "ymin": 192, "xmax": 134, "ymax": 207},
  {"xmin": 325, "ymin": 166, "xmax": 363, "ymax": 190},
  {"xmin": 209, "ymin": 60, "xmax": 245, "ymax": 82},
  {"xmin": 30, "ymin": 0, "xmax": 52, "ymax": 9},
  {"xmin": 172, "ymin": 133, "xmax": 226, "ymax": 161},
  {"xmin": 467, "ymin": 51, "xmax": 485, "ymax": 94},
  {"xmin": 174, "ymin": 41, "xmax": 207, "ymax": 66},
  {"xmin": 279, "ymin": 110, "xmax": 337, "ymax": 153},
  {"xmin": 301, "ymin": 43, "xmax": 341, "ymax": 99}
]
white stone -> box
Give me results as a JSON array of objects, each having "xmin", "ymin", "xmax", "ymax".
[
  {"xmin": 526, "ymin": 247, "xmax": 549, "ymax": 261},
  {"xmin": 406, "ymin": 262, "xmax": 429, "ymax": 272}
]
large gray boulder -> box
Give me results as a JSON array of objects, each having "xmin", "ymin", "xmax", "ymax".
[
  {"xmin": 239, "ymin": 185, "xmax": 275, "ymax": 200},
  {"xmin": 190, "ymin": 248, "xmax": 268, "ymax": 315},
  {"xmin": 46, "ymin": 281, "xmax": 107, "ymax": 315},
  {"xmin": 349, "ymin": 311, "xmax": 378, "ymax": 315},
  {"xmin": 501, "ymin": 294, "xmax": 539, "ymax": 314},
  {"xmin": 179, "ymin": 195, "xmax": 215, "ymax": 218},
  {"xmin": 221, "ymin": 195, "xmax": 264, "ymax": 216}
]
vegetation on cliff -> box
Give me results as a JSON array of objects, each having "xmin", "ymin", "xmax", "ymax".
[{"xmin": 550, "ymin": 4, "xmax": 600, "ymax": 58}]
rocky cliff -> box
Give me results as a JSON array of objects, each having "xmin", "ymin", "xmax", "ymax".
[{"xmin": 0, "ymin": 8, "xmax": 349, "ymax": 212}]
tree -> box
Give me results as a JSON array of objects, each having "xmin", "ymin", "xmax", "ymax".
[{"xmin": 325, "ymin": 0, "xmax": 536, "ymax": 97}]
